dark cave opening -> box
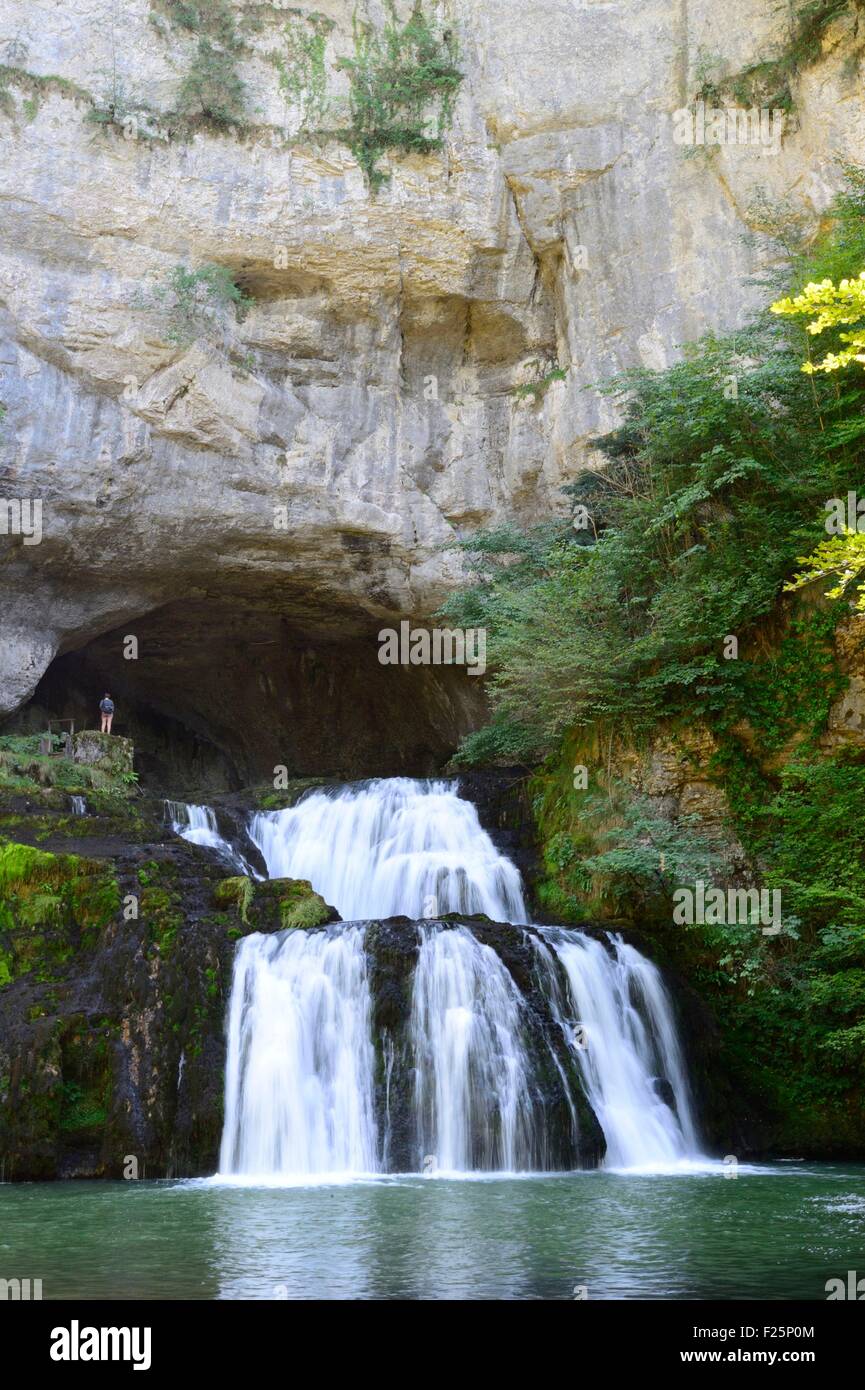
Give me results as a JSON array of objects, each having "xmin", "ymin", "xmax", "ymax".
[{"xmin": 2, "ymin": 600, "xmax": 488, "ymax": 797}]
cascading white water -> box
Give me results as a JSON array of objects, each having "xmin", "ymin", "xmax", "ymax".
[
  {"xmin": 209, "ymin": 776, "xmax": 704, "ymax": 1178},
  {"xmin": 532, "ymin": 928, "xmax": 700, "ymax": 1169},
  {"xmin": 166, "ymin": 801, "xmax": 225, "ymax": 850},
  {"xmin": 248, "ymin": 778, "xmax": 526, "ymax": 923},
  {"xmin": 70, "ymin": 795, "xmax": 86, "ymax": 816},
  {"xmin": 412, "ymin": 925, "xmax": 537, "ymax": 1173},
  {"xmin": 165, "ymin": 801, "xmax": 256, "ymax": 876},
  {"xmin": 219, "ymin": 926, "xmax": 378, "ymax": 1179}
]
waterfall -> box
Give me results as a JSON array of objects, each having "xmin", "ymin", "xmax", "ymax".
[
  {"xmin": 219, "ymin": 926, "xmax": 378, "ymax": 1180},
  {"xmin": 532, "ymin": 928, "xmax": 700, "ymax": 1169},
  {"xmin": 165, "ymin": 801, "xmax": 256, "ymax": 876},
  {"xmin": 70, "ymin": 795, "xmax": 86, "ymax": 816},
  {"xmin": 212, "ymin": 777, "xmax": 704, "ymax": 1178},
  {"xmin": 412, "ymin": 925, "xmax": 538, "ymax": 1173},
  {"xmin": 248, "ymin": 778, "xmax": 526, "ymax": 923}
]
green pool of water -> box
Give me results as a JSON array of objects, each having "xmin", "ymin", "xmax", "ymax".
[{"xmin": 2, "ymin": 1164, "xmax": 863, "ymax": 1300}]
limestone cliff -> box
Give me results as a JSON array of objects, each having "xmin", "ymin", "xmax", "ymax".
[{"xmin": 1, "ymin": 0, "xmax": 863, "ymax": 774}]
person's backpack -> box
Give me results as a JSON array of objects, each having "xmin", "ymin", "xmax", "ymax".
[{"xmin": 100, "ymin": 698, "xmax": 114, "ymax": 714}]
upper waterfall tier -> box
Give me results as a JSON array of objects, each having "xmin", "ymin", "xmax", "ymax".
[{"xmin": 248, "ymin": 779, "xmax": 527, "ymax": 924}]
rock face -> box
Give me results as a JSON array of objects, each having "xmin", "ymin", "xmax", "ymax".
[
  {"xmin": 0, "ymin": 801, "xmax": 610, "ymax": 1177},
  {"xmin": 1, "ymin": 1, "xmax": 863, "ymax": 771},
  {"xmin": 824, "ymin": 613, "xmax": 865, "ymax": 750},
  {"xmin": 72, "ymin": 730, "xmax": 134, "ymax": 774},
  {"xmin": 0, "ymin": 822, "xmax": 343, "ymax": 1179}
]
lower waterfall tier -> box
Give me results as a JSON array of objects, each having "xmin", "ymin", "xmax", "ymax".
[{"xmin": 217, "ymin": 917, "xmax": 703, "ymax": 1178}]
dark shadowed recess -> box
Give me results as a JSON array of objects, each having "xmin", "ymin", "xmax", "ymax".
[{"xmin": 2, "ymin": 599, "xmax": 488, "ymax": 794}]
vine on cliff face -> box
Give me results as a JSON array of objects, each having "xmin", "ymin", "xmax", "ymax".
[
  {"xmin": 336, "ymin": 2, "xmax": 461, "ymax": 189},
  {"xmin": 695, "ymin": 0, "xmax": 863, "ymax": 114},
  {"xmin": 276, "ymin": 2, "xmax": 462, "ymax": 190},
  {"xmin": 151, "ymin": 0, "xmax": 249, "ymax": 129},
  {"xmin": 276, "ymin": 10, "xmax": 334, "ymax": 130}
]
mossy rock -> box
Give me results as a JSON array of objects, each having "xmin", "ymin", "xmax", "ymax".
[
  {"xmin": 250, "ymin": 778, "xmax": 329, "ymax": 811},
  {"xmin": 0, "ymin": 732, "xmax": 136, "ymax": 801},
  {"xmin": 72, "ymin": 731, "xmax": 134, "ymax": 776},
  {"xmin": 211, "ymin": 874, "xmax": 338, "ymax": 933},
  {"xmin": 212, "ymin": 875, "xmax": 254, "ymax": 922},
  {"xmin": 0, "ymin": 841, "xmax": 120, "ymax": 986}
]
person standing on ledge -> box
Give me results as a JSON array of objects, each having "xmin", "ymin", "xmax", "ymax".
[{"xmin": 99, "ymin": 693, "xmax": 115, "ymax": 734}]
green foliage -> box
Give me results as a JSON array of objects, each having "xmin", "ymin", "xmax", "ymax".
[
  {"xmin": 579, "ymin": 795, "xmax": 722, "ymax": 914},
  {"xmin": 785, "ymin": 529, "xmax": 865, "ymax": 609},
  {"xmin": 274, "ymin": 3, "xmax": 462, "ymax": 190},
  {"xmin": 445, "ymin": 172, "xmax": 865, "ymax": 764},
  {"xmin": 154, "ymin": 263, "xmax": 253, "ymax": 348},
  {"xmin": 512, "ymin": 364, "xmax": 568, "ymax": 404},
  {"xmin": 450, "ymin": 168, "xmax": 865, "ymax": 1146},
  {"xmin": 705, "ymin": 750, "xmax": 865, "ymax": 1127},
  {"xmin": 157, "ymin": 0, "xmax": 238, "ymax": 44},
  {"xmin": 178, "ymin": 39, "xmax": 247, "ymax": 127},
  {"xmin": 336, "ymin": 2, "xmax": 461, "ymax": 189},
  {"xmin": 60, "ymin": 1080, "xmax": 107, "ymax": 1133},
  {"xmin": 720, "ymin": 604, "xmax": 846, "ymax": 756},
  {"xmin": 0, "ymin": 734, "xmax": 134, "ymax": 799},
  {"xmin": 695, "ymin": 0, "xmax": 859, "ymax": 112},
  {"xmin": 276, "ymin": 11, "xmax": 334, "ymax": 129},
  {"xmin": 772, "ymin": 268, "xmax": 865, "ymax": 374},
  {"xmin": 153, "ymin": 0, "xmax": 248, "ymax": 128}
]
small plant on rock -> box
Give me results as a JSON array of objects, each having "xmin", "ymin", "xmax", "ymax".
[{"xmin": 153, "ymin": 263, "xmax": 253, "ymax": 349}]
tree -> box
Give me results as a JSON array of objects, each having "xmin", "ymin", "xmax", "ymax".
[{"xmin": 771, "ymin": 270, "xmax": 865, "ymax": 373}]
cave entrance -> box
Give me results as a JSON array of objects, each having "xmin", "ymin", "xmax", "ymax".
[{"xmin": 3, "ymin": 600, "xmax": 486, "ymax": 797}]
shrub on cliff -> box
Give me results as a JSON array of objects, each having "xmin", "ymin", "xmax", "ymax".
[
  {"xmin": 444, "ymin": 170, "xmax": 865, "ymax": 763},
  {"xmin": 446, "ymin": 168, "xmax": 865, "ymax": 1150},
  {"xmin": 276, "ymin": 2, "xmax": 462, "ymax": 190},
  {"xmin": 153, "ymin": 0, "xmax": 248, "ymax": 129}
]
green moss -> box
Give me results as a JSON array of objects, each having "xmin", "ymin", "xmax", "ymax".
[
  {"xmin": 0, "ymin": 841, "xmax": 120, "ymax": 985},
  {"xmin": 139, "ymin": 863, "xmax": 184, "ymax": 954},
  {"xmin": 212, "ymin": 875, "xmax": 254, "ymax": 923},
  {"xmin": 214, "ymin": 874, "xmax": 334, "ymax": 932},
  {"xmin": 269, "ymin": 878, "xmax": 332, "ymax": 930},
  {"xmin": 0, "ymin": 733, "xmax": 136, "ymax": 801},
  {"xmin": 256, "ymin": 777, "xmax": 326, "ymax": 810},
  {"xmin": 279, "ymin": 892, "xmax": 330, "ymax": 929}
]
